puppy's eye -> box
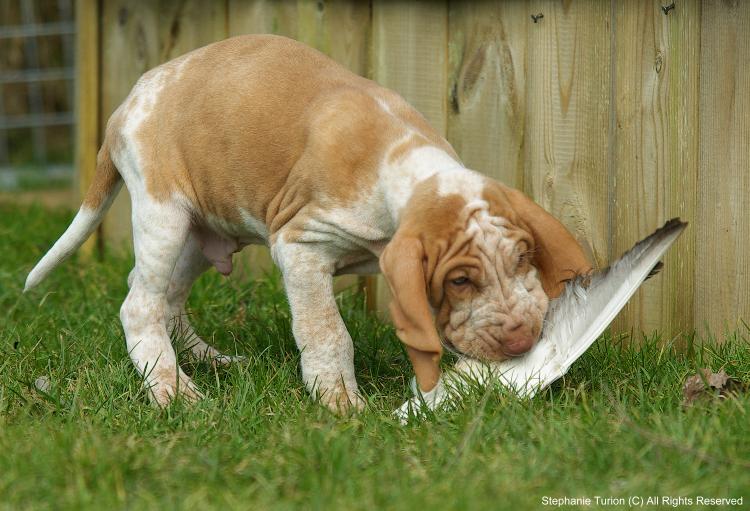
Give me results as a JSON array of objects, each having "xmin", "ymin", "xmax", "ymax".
[{"xmin": 450, "ymin": 277, "xmax": 470, "ymax": 286}]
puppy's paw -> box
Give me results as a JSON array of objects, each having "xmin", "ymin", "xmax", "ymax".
[
  {"xmin": 147, "ymin": 367, "xmax": 204, "ymax": 407},
  {"xmin": 318, "ymin": 382, "xmax": 365, "ymax": 415}
]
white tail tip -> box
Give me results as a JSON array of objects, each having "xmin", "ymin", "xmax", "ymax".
[{"xmin": 24, "ymin": 208, "xmax": 101, "ymax": 291}]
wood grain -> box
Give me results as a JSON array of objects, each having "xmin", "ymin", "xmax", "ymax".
[
  {"xmin": 610, "ymin": 0, "xmax": 700, "ymax": 336},
  {"xmin": 157, "ymin": 1, "xmax": 226, "ymax": 62},
  {"xmin": 447, "ymin": 1, "xmax": 527, "ymax": 189},
  {"xmin": 372, "ymin": 0, "xmax": 448, "ymax": 133},
  {"xmin": 227, "ymin": 0, "xmax": 298, "ymax": 37},
  {"xmin": 524, "ymin": 0, "xmax": 611, "ymax": 271},
  {"xmin": 75, "ymin": 0, "xmax": 100, "ymax": 256},
  {"xmin": 695, "ymin": 0, "xmax": 750, "ymax": 337},
  {"xmin": 297, "ymin": 0, "xmax": 370, "ymax": 75}
]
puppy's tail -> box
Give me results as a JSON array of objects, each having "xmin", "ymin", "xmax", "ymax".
[{"xmin": 24, "ymin": 141, "xmax": 123, "ymax": 292}]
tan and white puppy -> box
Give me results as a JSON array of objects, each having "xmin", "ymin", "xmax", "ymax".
[{"xmin": 25, "ymin": 35, "xmax": 591, "ymax": 412}]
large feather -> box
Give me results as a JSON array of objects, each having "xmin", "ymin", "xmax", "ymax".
[{"xmin": 396, "ymin": 218, "xmax": 687, "ymax": 421}]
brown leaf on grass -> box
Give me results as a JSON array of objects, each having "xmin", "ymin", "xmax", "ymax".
[
  {"xmin": 682, "ymin": 375, "xmax": 705, "ymax": 406},
  {"xmin": 682, "ymin": 368, "xmax": 743, "ymax": 407}
]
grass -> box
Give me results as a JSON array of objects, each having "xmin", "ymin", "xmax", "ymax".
[{"xmin": 1, "ymin": 201, "xmax": 748, "ymax": 510}]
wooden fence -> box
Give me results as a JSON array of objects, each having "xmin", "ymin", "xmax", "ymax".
[{"xmin": 76, "ymin": 0, "xmax": 750, "ymax": 338}]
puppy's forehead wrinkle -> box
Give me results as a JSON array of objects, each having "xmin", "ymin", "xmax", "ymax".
[
  {"xmin": 470, "ymin": 300, "xmax": 498, "ymax": 316},
  {"xmin": 479, "ymin": 218, "xmax": 536, "ymax": 286},
  {"xmin": 472, "ymin": 314, "xmax": 511, "ymax": 328}
]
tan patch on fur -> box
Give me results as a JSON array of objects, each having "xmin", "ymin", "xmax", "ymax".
[
  {"xmin": 397, "ymin": 177, "xmax": 468, "ymax": 245},
  {"xmin": 375, "ymin": 88, "xmax": 459, "ymax": 161},
  {"xmin": 81, "ymin": 140, "xmax": 121, "ymax": 209}
]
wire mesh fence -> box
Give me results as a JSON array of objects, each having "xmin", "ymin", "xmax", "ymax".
[{"xmin": 0, "ymin": 0, "xmax": 75, "ymax": 190}]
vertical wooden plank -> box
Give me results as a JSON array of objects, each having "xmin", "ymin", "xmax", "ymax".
[
  {"xmin": 157, "ymin": 1, "xmax": 226, "ymax": 62},
  {"xmin": 610, "ymin": 0, "xmax": 700, "ymax": 336},
  {"xmin": 100, "ymin": 0, "xmax": 159, "ymax": 248},
  {"xmin": 663, "ymin": 0, "xmax": 700, "ymax": 338},
  {"xmin": 370, "ymin": 0, "xmax": 448, "ymax": 313},
  {"xmin": 231, "ymin": 2, "xmax": 370, "ymax": 58},
  {"xmin": 696, "ymin": 0, "xmax": 750, "ymax": 337},
  {"xmin": 447, "ymin": 2, "xmax": 527, "ymax": 189},
  {"xmin": 75, "ymin": 0, "xmax": 100, "ymax": 256},
  {"xmin": 227, "ymin": 0, "xmax": 298, "ymax": 37},
  {"xmin": 372, "ymin": 1, "xmax": 448, "ymax": 134},
  {"xmin": 524, "ymin": 0, "xmax": 611, "ymax": 273},
  {"xmin": 296, "ymin": 0, "xmax": 370, "ymax": 75}
]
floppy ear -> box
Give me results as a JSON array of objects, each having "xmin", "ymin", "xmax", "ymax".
[
  {"xmin": 380, "ymin": 234, "xmax": 442, "ymax": 392},
  {"xmin": 500, "ymin": 186, "xmax": 592, "ymax": 298}
]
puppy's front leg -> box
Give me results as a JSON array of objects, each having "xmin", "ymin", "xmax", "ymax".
[{"xmin": 274, "ymin": 241, "xmax": 363, "ymax": 413}]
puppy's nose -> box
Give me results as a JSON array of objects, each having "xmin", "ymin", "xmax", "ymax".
[{"xmin": 501, "ymin": 321, "xmax": 535, "ymax": 356}]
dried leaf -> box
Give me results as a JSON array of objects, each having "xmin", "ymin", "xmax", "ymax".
[
  {"xmin": 682, "ymin": 374, "xmax": 705, "ymax": 406},
  {"xmin": 682, "ymin": 368, "xmax": 744, "ymax": 407},
  {"xmin": 706, "ymin": 369, "xmax": 729, "ymax": 389}
]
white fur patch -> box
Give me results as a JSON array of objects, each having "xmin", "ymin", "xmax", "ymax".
[
  {"xmin": 378, "ymin": 143, "xmax": 464, "ymax": 223},
  {"xmin": 436, "ymin": 168, "xmax": 486, "ymax": 198},
  {"xmin": 24, "ymin": 208, "xmax": 98, "ymax": 290}
]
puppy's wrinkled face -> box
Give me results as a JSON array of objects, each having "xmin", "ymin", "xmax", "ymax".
[{"xmin": 435, "ymin": 214, "xmax": 549, "ymax": 361}]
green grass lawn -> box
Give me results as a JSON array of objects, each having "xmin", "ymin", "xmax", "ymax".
[{"xmin": 1, "ymin": 202, "xmax": 748, "ymax": 510}]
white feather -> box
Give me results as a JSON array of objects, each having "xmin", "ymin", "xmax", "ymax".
[{"xmin": 396, "ymin": 218, "xmax": 687, "ymax": 422}]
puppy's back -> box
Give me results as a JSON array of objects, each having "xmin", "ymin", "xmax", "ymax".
[{"xmin": 105, "ymin": 35, "xmax": 447, "ymax": 233}]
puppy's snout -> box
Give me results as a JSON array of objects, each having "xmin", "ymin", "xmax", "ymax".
[{"xmin": 500, "ymin": 320, "xmax": 536, "ymax": 357}]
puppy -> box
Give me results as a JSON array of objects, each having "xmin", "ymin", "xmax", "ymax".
[{"xmin": 25, "ymin": 35, "xmax": 591, "ymax": 412}]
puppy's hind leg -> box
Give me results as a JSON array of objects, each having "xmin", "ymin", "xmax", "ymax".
[
  {"xmin": 121, "ymin": 199, "xmax": 202, "ymax": 406},
  {"xmin": 166, "ymin": 232, "xmax": 244, "ymax": 366}
]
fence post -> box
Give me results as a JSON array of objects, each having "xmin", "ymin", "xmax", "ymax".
[{"xmin": 75, "ymin": 0, "xmax": 100, "ymax": 257}]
